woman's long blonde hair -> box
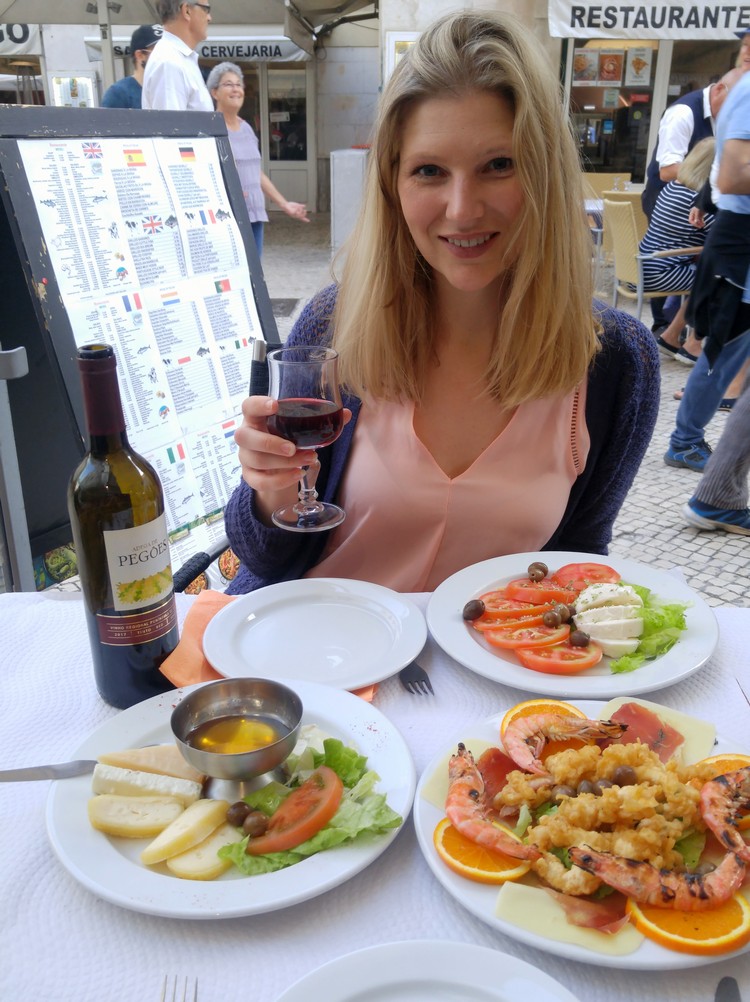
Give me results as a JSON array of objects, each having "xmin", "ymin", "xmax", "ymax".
[{"xmin": 331, "ymin": 11, "xmax": 598, "ymax": 408}]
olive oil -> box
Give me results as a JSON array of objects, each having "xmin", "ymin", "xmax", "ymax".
[{"xmin": 187, "ymin": 715, "xmax": 287, "ymax": 755}]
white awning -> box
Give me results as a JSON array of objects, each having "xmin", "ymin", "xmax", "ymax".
[
  {"xmin": 549, "ymin": 0, "xmax": 750, "ymax": 39},
  {"xmin": 84, "ymin": 33, "xmax": 311, "ymax": 63}
]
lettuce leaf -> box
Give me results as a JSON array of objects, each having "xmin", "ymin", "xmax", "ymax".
[{"xmin": 610, "ymin": 583, "xmax": 689, "ymax": 673}]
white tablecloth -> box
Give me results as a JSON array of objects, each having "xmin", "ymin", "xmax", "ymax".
[{"xmin": 2, "ymin": 590, "xmax": 749, "ymax": 1001}]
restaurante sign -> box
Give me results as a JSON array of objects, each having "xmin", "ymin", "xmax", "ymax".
[{"xmin": 548, "ymin": 0, "xmax": 750, "ymax": 38}]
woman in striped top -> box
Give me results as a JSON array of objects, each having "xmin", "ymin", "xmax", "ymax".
[{"xmin": 640, "ymin": 137, "xmax": 715, "ymax": 361}]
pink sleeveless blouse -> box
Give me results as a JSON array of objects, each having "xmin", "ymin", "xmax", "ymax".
[{"xmin": 305, "ymin": 383, "xmax": 589, "ymax": 592}]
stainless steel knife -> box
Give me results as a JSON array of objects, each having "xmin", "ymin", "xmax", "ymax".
[
  {"xmin": 0, "ymin": 760, "xmax": 97, "ymax": 782},
  {"xmin": 715, "ymin": 976, "xmax": 742, "ymax": 1002}
]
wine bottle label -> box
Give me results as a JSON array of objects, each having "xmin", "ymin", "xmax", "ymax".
[
  {"xmin": 102, "ymin": 514, "xmax": 174, "ymax": 613},
  {"xmin": 96, "ymin": 597, "xmax": 178, "ymax": 647}
]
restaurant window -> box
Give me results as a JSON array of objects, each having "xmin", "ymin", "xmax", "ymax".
[
  {"xmin": 665, "ymin": 40, "xmax": 739, "ymax": 111},
  {"xmin": 569, "ymin": 39, "xmax": 658, "ymax": 181},
  {"xmin": 267, "ymin": 65, "xmax": 307, "ymax": 162}
]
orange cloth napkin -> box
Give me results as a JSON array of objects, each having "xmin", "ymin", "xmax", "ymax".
[{"xmin": 161, "ymin": 589, "xmax": 377, "ymax": 701}]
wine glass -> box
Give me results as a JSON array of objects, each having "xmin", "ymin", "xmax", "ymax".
[{"xmin": 266, "ymin": 345, "xmax": 345, "ymax": 532}]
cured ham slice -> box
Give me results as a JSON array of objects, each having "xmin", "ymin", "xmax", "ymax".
[
  {"xmin": 477, "ymin": 746, "xmax": 517, "ymax": 801},
  {"xmin": 545, "ymin": 887, "xmax": 629, "ymax": 934},
  {"xmin": 607, "ymin": 702, "xmax": 684, "ymax": 762}
]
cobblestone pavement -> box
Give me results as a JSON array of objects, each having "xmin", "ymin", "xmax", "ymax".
[{"xmin": 263, "ymin": 211, "xmax": 749, "ymax": 608}]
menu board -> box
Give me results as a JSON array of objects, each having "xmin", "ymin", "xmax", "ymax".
[{"xmin": 0, "ymin": 108, "xmax": 279, "ymax": 583}]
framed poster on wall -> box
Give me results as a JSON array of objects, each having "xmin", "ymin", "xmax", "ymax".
[{"xmin": 384, "ymin": 31, "xmax": 419, "ymax": 80}]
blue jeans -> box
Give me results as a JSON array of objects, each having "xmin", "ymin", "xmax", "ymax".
[
  {"xmin": 251, "ymin": 221, "xmax": 265, "ymax": 258},
  {"xmin": 670, "ymin": 330, "xmax": 750, "ymax": 450}
]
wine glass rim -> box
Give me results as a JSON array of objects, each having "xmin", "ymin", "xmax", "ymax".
[{"xmin": 267, "ymin": 346, "xmax": 338, "ymax": 363}]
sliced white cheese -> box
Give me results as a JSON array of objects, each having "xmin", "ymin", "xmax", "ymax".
[
  {"xmin": 87, "ymin": 794, "xmax": 184, "ymax": 838},
  {"xmin": 141, "ymin": 798, "xmax": 229, "ymax": 865},
  {"xmin": 598, "ymin": 696, "xmax": 717, "ymax": 765},
  {"xmin": 575, "ymin": 583, "xmax": 642, "ymax": 614},
  {"xmin": 91, "ymin": 763, "xmax": 202, "ymax": 807},
  {"xmin": 165, "ymin": 820, "xmax": 238, "ymax": 880},
  {"xmin": 582, "ymin": 619, "xmax": 643, "ymax": 641},
  {"xmin": 587, "ymin": 635, "xmax": 641, "ymax": 658},
  {"xmin": 98, "ymin": 744, "xmax": 205, "ymax": 784},
  {"xmin": 574, "ymin": 605, "xmax": 642, "ymax": 626}
]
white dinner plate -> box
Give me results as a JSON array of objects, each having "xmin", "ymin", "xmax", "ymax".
[
  {"xmin": 276, "ymin": 940, "xmax": 581, "ymax": 1001},
  {"xmin": 426, "ymin": 552, "xmax": 719, "ymax": 698},
  {"xmin": 45, "ymin": 679, "xmax": 416, "ymax": 919},
  {"xmin": 203, "ymin": 578, "xmax": 427, "ymax": 689},
  {"xmin": 413, "ymin": 700, "xmax": 750, "ymax": 971}
]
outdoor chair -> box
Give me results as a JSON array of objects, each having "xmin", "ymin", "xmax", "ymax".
[{"xmin": 602, "ymin": 198, "xmax": 702, "ymax": 322}]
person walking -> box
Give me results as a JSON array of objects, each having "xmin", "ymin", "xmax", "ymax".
[
  {"xmin": 223, "ymin": 10, "xmax": 659, "ymax": 596},
  {"xmin": 640, "ymin": 69, "xmax": 738, "ymax": 330},
  {"xmin": 665, "ymin": 69, "xmax": 750, "ymax": 477},
  {"xmin": 101, "ymin": 24, "xmax": 162, "ymax": 108},
  {"xmin": 141, "ymin": 0, "xmax": 213, "ymax": 112},
  {"xmin": 206, "ymin": 62, "xmax": 309, "ymax": 257}
]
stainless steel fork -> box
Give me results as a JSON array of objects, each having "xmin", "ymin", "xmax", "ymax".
[
  {"xmin": 160, "ymin": 976, "xmax": 198, "ymax": 1002},
  {"xmin": 399, "ymin": 661, "xmax": 434, "ymax": 695}
]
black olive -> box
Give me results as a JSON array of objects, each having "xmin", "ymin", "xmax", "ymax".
[
  {"xmin": 611, "ymin": 765, "xmax": 638, "ymax": 787},
  {"xmin": 569, "ymin": 629, "xmax": 590, "ymax": 647},
  {"xmin": 543, "ymin": 609, "xmax": 562, "ymax": 628},
  {"xmin": 577, "ymin": 780, "xmax": 595, "ymax": 796},
  {"xmin": 592, "ymin": 778, "xmax": 614, "ymax": 796},
  {"xmin": 242, "ymin": 810, "xmax": 270, "ymax": 838},
  {"xmin": 552, "ymin": 784, "xmax": 576, "ymax": 802},
  {"xmin": 554, "ymin": 603, "xmax": 573, "ymax": 623},
  {"xmin": 527, "ymin": 561, "xmax": 549, "ymax": 582},
  {"xmin": 226, "ymin": 801, "xmax": 252, "ymax": 827},
  {"xmin": 462, "ymin": 599, "xmax": 485, "ymax": 621}
]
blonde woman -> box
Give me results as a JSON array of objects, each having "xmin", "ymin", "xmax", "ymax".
[{"xmin": 225, "ymin": 11, "xmax": 659, "ymax": 595}]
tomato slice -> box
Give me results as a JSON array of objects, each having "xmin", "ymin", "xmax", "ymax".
[
  {"xmin": 551, "ymin": 562, "xmax": 620, "ymax": 594},
  {"xmin": 478, "ymin": 592, "xmax": 550, "ymax": 616},
  {"xmin": 471, "ymin": 610, "xmax": 547, "ymax": 632},
  {"xmin": 516, "ymin": 640, "xmax": 603, "ymax": 674},
  {"xmin": 484, "ymin": 623, "xmax": 570, "ymax": 649},
  {"xmin": 504, "ymin": 578, "xmax": 576, "ymax": 605},
  {"xmin": 244, "ymin": 765, "xmax": 343, "ymax": 856}
]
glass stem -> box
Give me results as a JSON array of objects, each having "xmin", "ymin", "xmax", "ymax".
[{"xmin": 295, "ymin": 465, "xmax": 323, "ymax": 515}]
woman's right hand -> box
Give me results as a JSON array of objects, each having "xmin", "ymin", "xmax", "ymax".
[{"xmin": 234, "ymin": 396, "xmax": 318, "ymax": 519}]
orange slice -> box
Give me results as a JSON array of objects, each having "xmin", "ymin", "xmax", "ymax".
[
  {"xmin": 626, "ymin": 894, "xmax": 750, "ymax": 955},
  {"xmin": 697, "ymin": 754, "xmax": 750, "ymax": 830},
  {"xmin": 433, "ymin": 818, "xmax": 532, "ymax": 885},
  {"xmin": 499, "ymin": 698, "xmax": 588, "ymax": 761}
]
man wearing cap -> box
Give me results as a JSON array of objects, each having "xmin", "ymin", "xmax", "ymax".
[
  {"xmin": 142, "ymin": 0, "xmax": 213, "ymax": 111},
  {"xmin": 101, "ymin": 24, "xmax": 162, "ymax": 109}
]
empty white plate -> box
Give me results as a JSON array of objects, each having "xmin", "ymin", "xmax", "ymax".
[{"xmin": 203, "ymin": 578, "xmax": 427, "ymax": 689}]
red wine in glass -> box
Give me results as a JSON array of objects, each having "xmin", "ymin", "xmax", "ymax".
[
  {"xmin": 266, "ymin": 346, "xmax": 346, "ymax": 532},
  {"xmin": 268, "ymin": 398, "xmax": 344, "ymax": 449}
]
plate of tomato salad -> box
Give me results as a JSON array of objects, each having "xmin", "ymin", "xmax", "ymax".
[{"xmin": 426, "ymin": 552, "xmax": 719, "ymax": 698}]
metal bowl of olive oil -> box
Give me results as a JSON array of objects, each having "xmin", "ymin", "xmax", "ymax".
[{"xmin": 171, "ymin": 678, "xmax": 303, "ymax": 781}]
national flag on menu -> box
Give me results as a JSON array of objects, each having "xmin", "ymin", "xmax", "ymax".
[
  {"xmin": 215, "ymin": 278, "xmax": 231, "ymax": 294},
  {"xmin": 82, "ymin": 141, "xmax": 102, "ymax": 159},
  {"xmin": 179, "ymin": 146, "xmax": 196, "ymax": 162},
  {"xmin": 122, "ymin": 292, "xmax": 142, "ymax": 312},
  {"xmin": 234, "ymin": 337, "xmax": 248, "ymax": 349},
  {"xmin": 142, "ymin": 215, "xmax": 163, "ymax": 234},
  {"xmin": 222, "ymin": 420, "xmax": 236, "ymax": 439},
  {"xmin": 178, "ymin": 356, "xmax": 191, "ymax": 365},
  {"xmin": 167, "ymin": 443, "xmax": 186, "ymax": 463},
  {"xmin": 199, "ymin": 209, "xmax": 216, "ymax": 225},
  {"xmin": 161, "ymin": 290, "xmax": 180, "ymax": 305},
  {"xmin": 124, "ymin": 147, "xmax": 146, "ymax": 167}
]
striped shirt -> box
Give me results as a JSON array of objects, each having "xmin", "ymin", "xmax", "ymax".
[{"xmin": 639, "ymin": 181, "xmax": 713, "ymax": 292}]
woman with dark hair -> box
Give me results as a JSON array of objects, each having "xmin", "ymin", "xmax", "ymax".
[{"xmin": 225, "ymin": 11, "xmax": 659, "ymax": 594}]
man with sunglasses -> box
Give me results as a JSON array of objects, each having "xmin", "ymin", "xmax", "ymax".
[{"xmin": 142, "ymin": 0, "xmax": 213, "ymax": 111}]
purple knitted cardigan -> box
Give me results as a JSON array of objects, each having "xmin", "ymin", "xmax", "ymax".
[{"xmin": 224, "ymin": 285, "xmax": 659, "ymax": 595}]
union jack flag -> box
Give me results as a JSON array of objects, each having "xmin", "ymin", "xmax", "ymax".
[
  {"xmin": 142, "ymin": 215, "xmax": 163, "ymax": 235},
  {"xmin": 82, "ymin": 142, "xmax": 102, "ymax": 159}
]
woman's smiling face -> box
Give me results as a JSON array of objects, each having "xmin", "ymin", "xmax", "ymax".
[{"xmin": 396, "ymin": 90, "xmax": 525, "ymax": 298}]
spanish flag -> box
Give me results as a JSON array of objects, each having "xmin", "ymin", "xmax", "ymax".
[{"xmin": 124, "ymin": 147, "xmax": 145, "ymax": 167}]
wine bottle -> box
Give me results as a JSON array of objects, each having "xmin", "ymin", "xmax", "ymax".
[{"xmin": 67, "ymin": 343, "xmax": 178, "ymax": 708}]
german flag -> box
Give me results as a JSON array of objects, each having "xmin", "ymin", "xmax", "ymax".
[{"xmin": 179, "ymin": 146, "xmax": 196, "ymax": 162}]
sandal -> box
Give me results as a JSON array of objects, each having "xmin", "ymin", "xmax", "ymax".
[{"xmin": 673, "ymin": 387, "xmax": 684, "ymax": 401}]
